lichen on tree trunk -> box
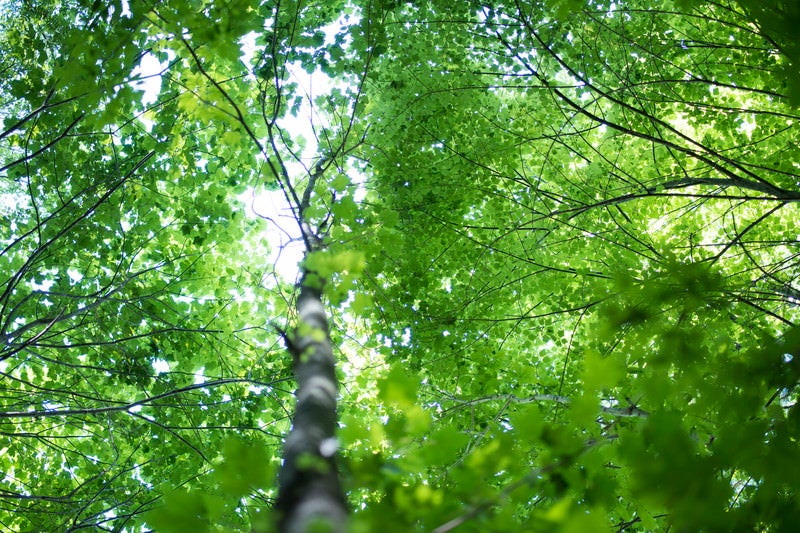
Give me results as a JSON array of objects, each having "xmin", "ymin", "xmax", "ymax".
[{"xmin": 275, "ymin": 274, "xmax": 347, "ymax": 533}]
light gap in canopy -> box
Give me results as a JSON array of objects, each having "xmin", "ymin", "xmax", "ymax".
[{"xmin": 130, "ymin": 18, "xmax": 365, "ymax": 283}]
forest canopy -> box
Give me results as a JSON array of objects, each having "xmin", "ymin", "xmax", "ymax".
[{"xmin": 1, "ymin": 0, "xmax": 799, "ymax": 531}]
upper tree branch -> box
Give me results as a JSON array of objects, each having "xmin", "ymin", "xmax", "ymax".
[{"xmin": 0, "ymin": 377, "xmax": 279, "ymax": 419}]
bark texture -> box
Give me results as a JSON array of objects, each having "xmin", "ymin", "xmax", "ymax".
[{"xmin": 276, "ymin": 275, "xmax": 347, "ymax": 533}]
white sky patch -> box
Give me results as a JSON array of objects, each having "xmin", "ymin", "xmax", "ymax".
[
  {"xmin": 129, "ymin": 34, "xmax": 306, "ymax": 280},
  {"xmin": 738, "ymin": 116, "xmax": 756, "ymax": 137},
  {"xmin": 130, "ymin": 21, "xmax": 354, "ymax": 282},
  {"xmin": 30, "ymin": 278, "xmax": 55, "ymax": 291},
  {"xmin": 240, "ymin": 28, "xmax": 354, "ymax": 281},
  {"xmin": 66, "ymin": 268, "xmax": 83, "ymax": 284},
  {"xmin": 248, "ymin": 385, "xmax": 267, "ymax": 395},
  {"xmin": 440, "ymin": 277, "xmax": 452, "ymax": 293},
  {"xmin": 151, "ymin": 359, "xmax": 170, "ymax": 374},
  {"xmin": 246, "ymin": 186, "xmax": 305, "ymax": 280},
  {"xmin": 130, "ymin": 52, "xmax": 168, "ymax": 107},
  {"xmin": 0, "ymin": 191, "xmax": 28, "ymax": 216}
]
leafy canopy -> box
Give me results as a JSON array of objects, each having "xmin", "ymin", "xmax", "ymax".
[{"xmin": 1, "ymin": 0, "xmax": 799, "ymax": 531}]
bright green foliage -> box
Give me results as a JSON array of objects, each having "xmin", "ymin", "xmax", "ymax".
[
  {"xmin": 350, "ymin": 0, "xmax": 800, "ymax": 530},
  {"xmin": 733, "ymin": 0, "xmax": 800, "ymax": 105},
  {"xmin": 1, "ymin": 0, "xmax": 799, "ymax": 531}
]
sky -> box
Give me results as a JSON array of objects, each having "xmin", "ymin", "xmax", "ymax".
[{"xmin": 131, "ymin": 32, "xmax": 335, "ymax": 282}]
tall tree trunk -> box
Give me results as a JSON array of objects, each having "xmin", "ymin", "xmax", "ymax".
[{"xmin": 276, "ymin": 273, "xmax": 347, "ymax": 532}]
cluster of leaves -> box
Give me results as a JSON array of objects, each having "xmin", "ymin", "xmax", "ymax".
[
  {"xmin": 0, "ymin": 1, "xmax": 291, "ymax": 530},
  {"xmin": 345, "ymin": 0, "xmax": 800, "ymax": 530}
]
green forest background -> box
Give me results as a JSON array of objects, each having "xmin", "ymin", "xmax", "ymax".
[{"xmin": 1, "ymin": 0, "xmax": 799, "ymax": 531}]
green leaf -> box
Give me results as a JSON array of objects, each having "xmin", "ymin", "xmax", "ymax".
[
  {"xmin": 213, "ymin": 437, "xmax": 275, "ymax": 498},
  {"xmin": 378, "ymin": 364, "xmax": 418, "ymax": 409}
]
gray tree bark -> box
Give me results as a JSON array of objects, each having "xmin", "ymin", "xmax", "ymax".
[{"xmin": 276, "ymin": 274, "xmax": 347, "ymax": 533}]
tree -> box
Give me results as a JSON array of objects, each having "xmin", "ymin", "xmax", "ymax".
[{"xmin": 1, "ymin": 0, "xmax": 798, "ymax": 532}]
